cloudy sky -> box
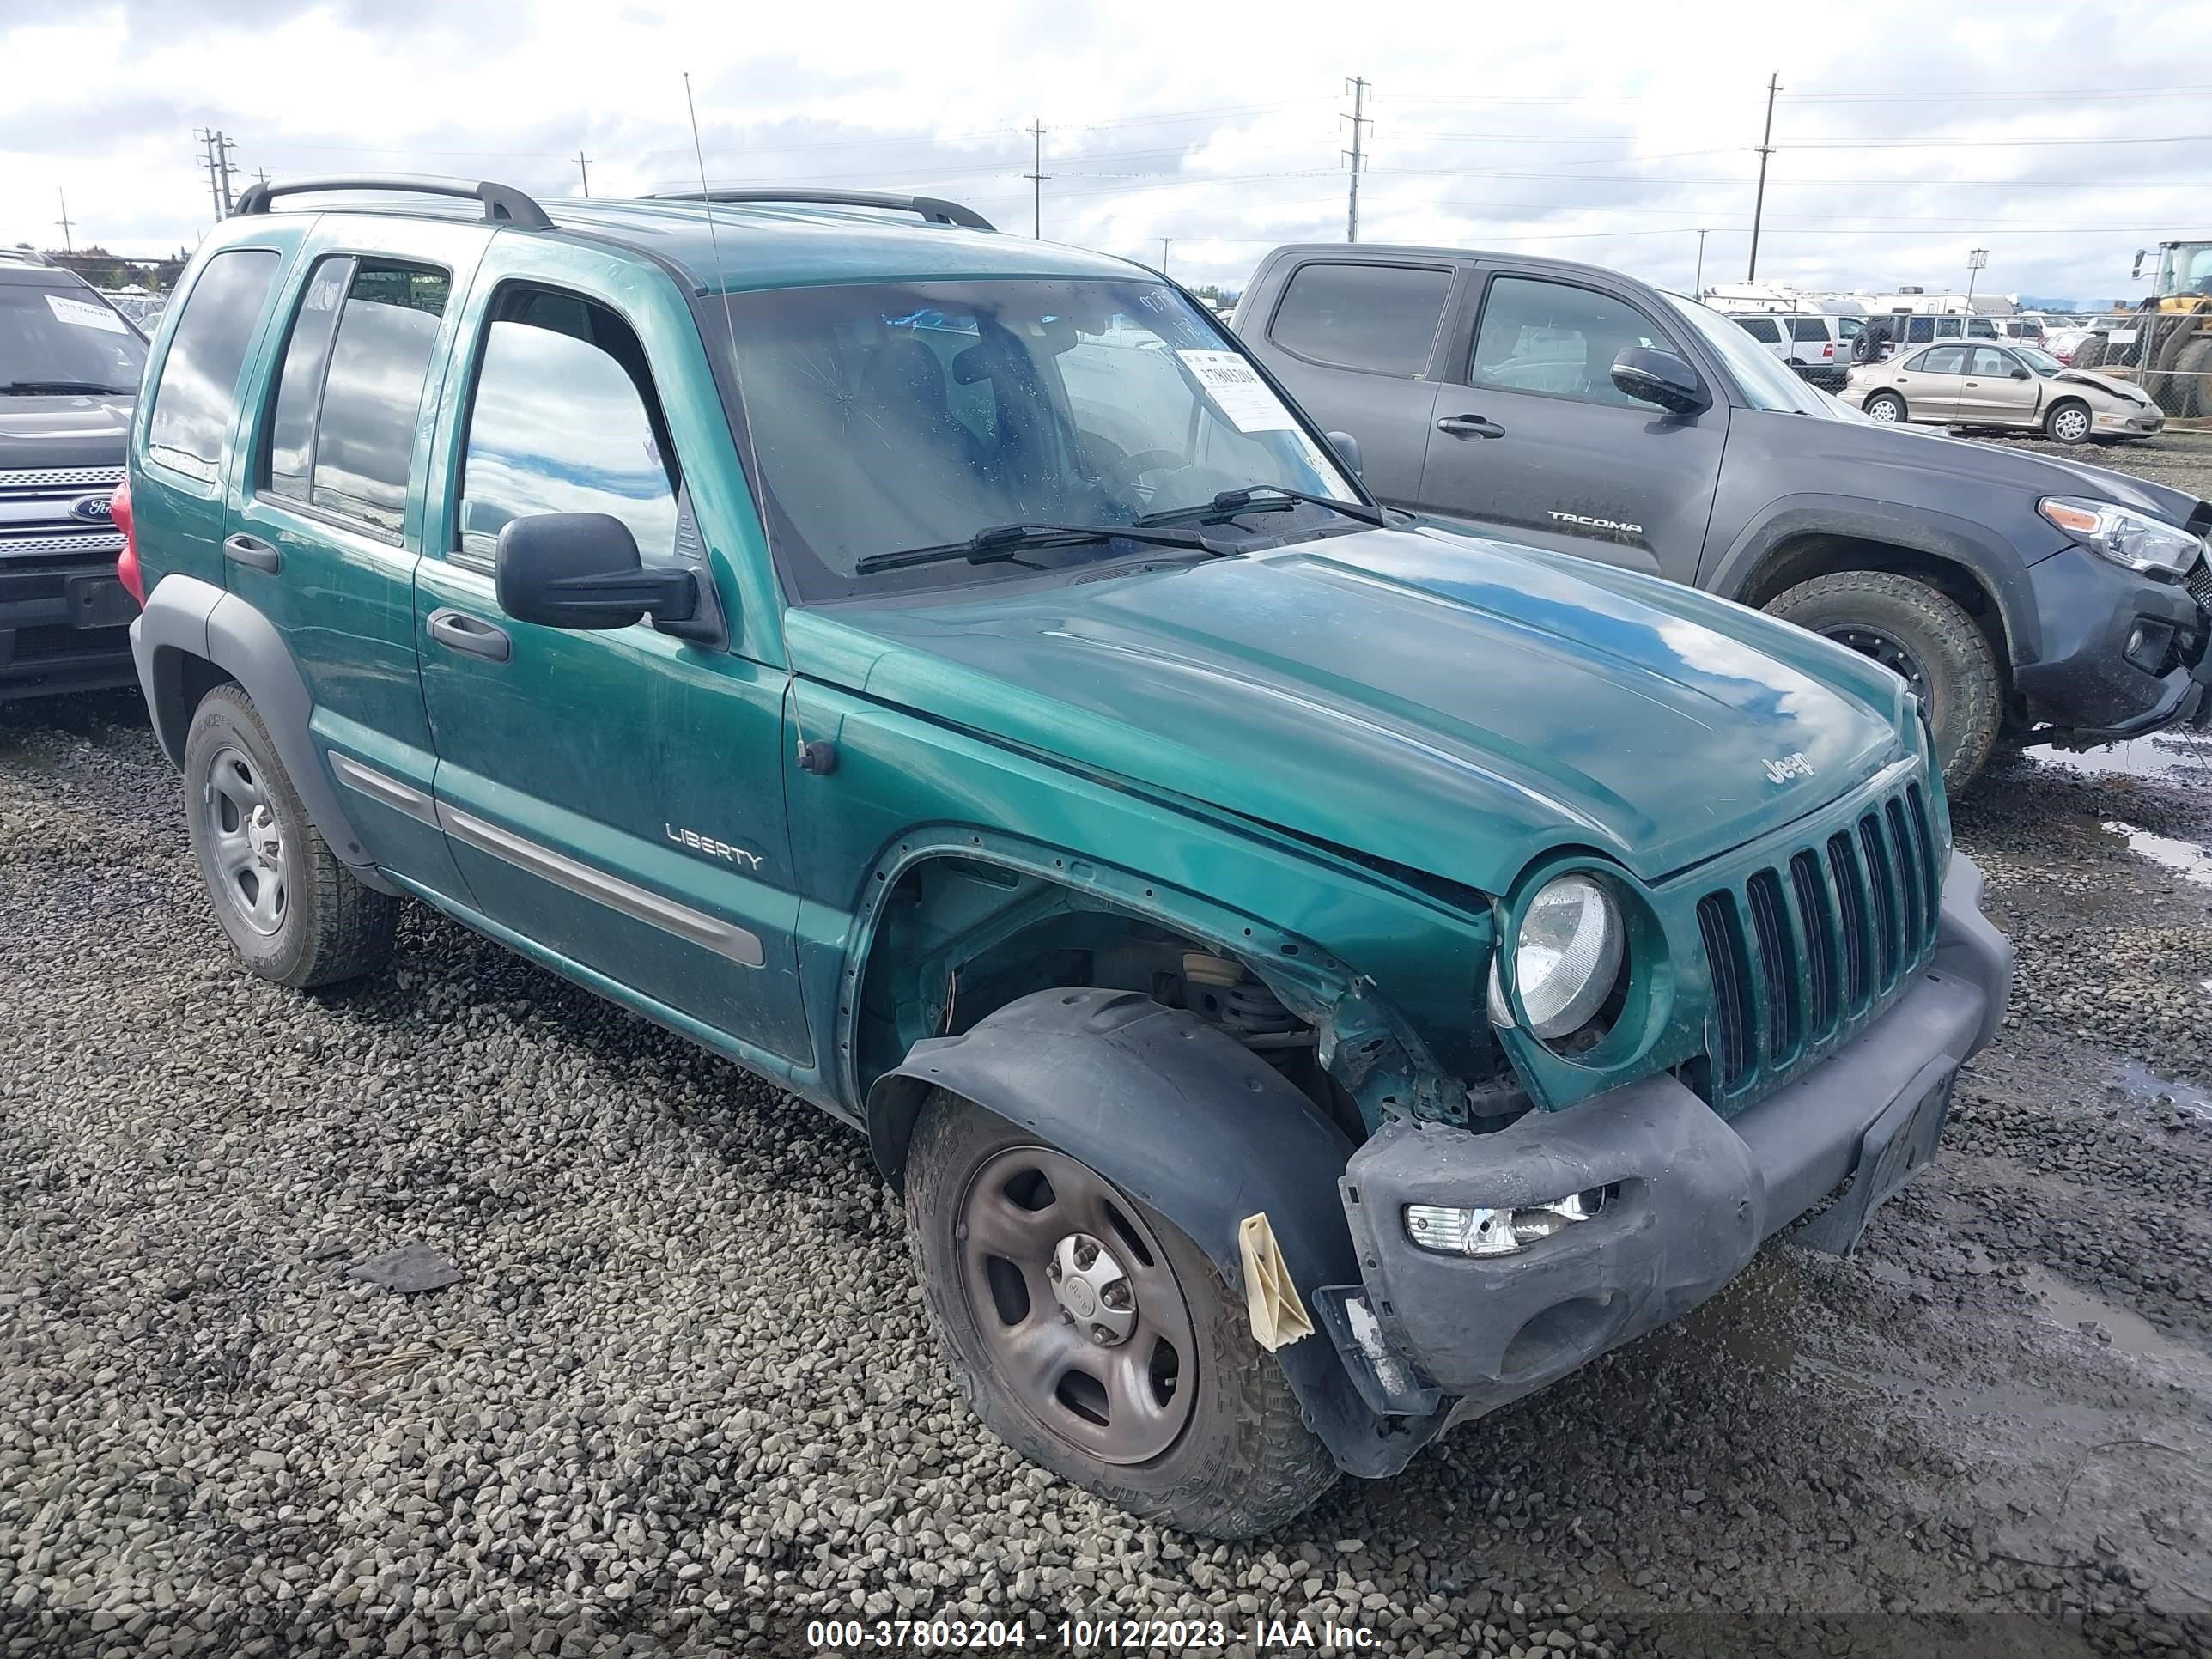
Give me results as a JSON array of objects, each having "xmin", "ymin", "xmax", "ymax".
[{"xmin": 4, "ymin": 0, "xmax": 2208, "ymax": 306}]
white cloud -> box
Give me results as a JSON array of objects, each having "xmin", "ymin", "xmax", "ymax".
[{"xmin": 4, "ymin": 0, "xmax": 2209, "ymax": 304}]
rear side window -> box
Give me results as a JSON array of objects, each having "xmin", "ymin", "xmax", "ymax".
[
  {"xmin": 1966, "ymin": 318, "xmax": 1997, "ymax": 338},
  {"xmin": 1904, "ymin": 317, "xmax": 1936, "ymax": 343},
  {"xmin": 456, "ymin": 289, "xmax": 680, "ymax": 570},
  {"xmin": 1789, "ymin": 318, "xmax": 1830, "ymax": 343},
  {"xmin": 262, "ymin": 258, "xmax": 449, "ymax": 535},
  {"xmin": 147, "ymin": 249, "xmax": 281, "ymax": 480},
  {"xmin": 1917, "ymin": 345, "xmax": 1967, "ymax": 374},
  {"xmin": 1268, "ymin": 263, "xmax": 1450, "ymax": 377},
  {"xmin": 1735, "ymin": 316, "xmax": 1781, "ymax": 343}
]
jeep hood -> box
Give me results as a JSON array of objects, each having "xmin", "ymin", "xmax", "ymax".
[{"xmin": 789, "ymin": 527, "xmax": 1910, "ymax": 894}]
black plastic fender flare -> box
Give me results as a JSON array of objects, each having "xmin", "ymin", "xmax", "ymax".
[
  {"xmin": 131, "ymin": 573, "xmax": 398, "ymax": 893},
  {"xmin": 866, "ymin": 987, "xmax": 1442, "ymax": 1478}
]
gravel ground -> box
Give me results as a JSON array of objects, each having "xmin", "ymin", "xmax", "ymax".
[{"xmin": 6, "ymin": 484, "xmax": 2212, "ymax": 1656}]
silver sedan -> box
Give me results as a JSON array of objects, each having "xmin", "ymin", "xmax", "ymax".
[{"xmin": 1841, "ymin": 341, "xmax": 2165, "ymax": 444}]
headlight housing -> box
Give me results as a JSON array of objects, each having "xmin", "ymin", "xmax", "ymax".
[
  {"xmin": 1489, "ymin": 873, "xmax": 1626, "ymax": 1041},
  {"xmin": 2039, "ymin": 495, "xmax": 2202, "ymax": 578}
]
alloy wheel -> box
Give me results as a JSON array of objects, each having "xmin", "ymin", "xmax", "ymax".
[
  {"xmin": 2052, "ymin": 406, "xmax": 2090, "ymax": 442},
  {"xmin": 954, "ymin": 1144, "xmax": 1197, "ymax": 1466},
  {"xmin": 200, "ymin": 744, "xmax": 288, "ymax": 936}
]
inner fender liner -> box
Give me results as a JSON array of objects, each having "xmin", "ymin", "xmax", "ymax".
[
  {"xmin": 132, "ymin": 574, "xmax": 396, "ymax": 893},
  {"xmin": 867, "ymin": 987, "xmax": 1448, "ymax": 1478}
]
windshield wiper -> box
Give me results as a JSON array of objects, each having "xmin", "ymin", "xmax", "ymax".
[
  {"xmin": 1136, "ymin": 484, "xmax": 1387, "ymax": 530},
  {"xmin": 854, "ymin": 520, "xmax": 1238, "ymax": 575},
  {"xmin": 1, "ymin": 380, "xmax": 132, "ymax": 397}
]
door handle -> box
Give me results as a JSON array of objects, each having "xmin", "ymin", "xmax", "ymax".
[
  {"xmin": 1436, "ymin": 414, "xmax": 1506, "ymax": 441},
  {"xmin": 222, "ymin": 532, "xmax": 282, "ymax": 574},
  {"xmin": 427, "ymin": 607, "xmax": 511, "ymax": 663}
]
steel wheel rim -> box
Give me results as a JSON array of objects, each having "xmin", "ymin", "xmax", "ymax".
[
  {"xmin": 2053, "ymin": 407, "xmax": 2089, "ymax": 441},
  {"xmin": 200, "ymin": 744, "xmax": 288, "ymax": 937},
  {"xmin": 1868, "ymin": 398, "xmax": 1901, "ymax": 422},
  {"xmin": 954, "ymin": 1144, "xmax": 1197, "ymax": 1466},
  {"xmin": 1822, "ymin": 624, "xmax": 1930, "ymax": 702}
]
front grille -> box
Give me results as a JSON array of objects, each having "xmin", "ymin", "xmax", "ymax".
[
  {"xmin": 0, "ymin": 531, "xmax": 124, "ymax": 558},
  {"xmin": 1698, "ymin": 780, "xmax": 1939, "ymax": 1108},
  {"xmin": 2188, "ymin": 554, "xmax": 2212, "ymax": 611},
  {"xmin": 0, "ymin": 465, "xmax": 124, "ymax": 492}
]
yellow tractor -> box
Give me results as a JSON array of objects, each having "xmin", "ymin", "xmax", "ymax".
[{"xmin": 2074, "ymin": 240, "xmax": 2212, "ymax": 416}]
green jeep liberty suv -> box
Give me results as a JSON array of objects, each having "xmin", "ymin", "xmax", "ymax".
[{"xmin": 122, "ymin": 177, "xmax": 2012, "ymax": 1538}]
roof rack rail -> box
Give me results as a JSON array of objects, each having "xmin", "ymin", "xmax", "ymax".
[
  {"xmin": 232, "ymin": 175, "xmax": 553, "ymax": 231},
  {"xmin": 0, "ymin": 245, "xmax": 54, "ymax": 266},
  {"xmin": 649, "ymin": 189, "xmax": 994, "ymax": 233}
]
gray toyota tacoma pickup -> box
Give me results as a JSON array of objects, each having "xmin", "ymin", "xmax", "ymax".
[{"xmin": 1234, "ymin": 246, "xmax": 2212, "ymax": 784}]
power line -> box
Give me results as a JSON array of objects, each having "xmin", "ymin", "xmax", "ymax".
[{"xmin": 1782, "ymin": 132, "xmax": 2212, "ymax": 149}]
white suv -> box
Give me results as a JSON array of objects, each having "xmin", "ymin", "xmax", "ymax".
[{"xmin": 1724, "ymin": 311, "xmax": 1856, "ymax": 390}]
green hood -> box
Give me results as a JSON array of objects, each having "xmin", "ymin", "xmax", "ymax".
[{"xmin": 789, "ymin": 526, "xmax": 1910, "ymax": 894}]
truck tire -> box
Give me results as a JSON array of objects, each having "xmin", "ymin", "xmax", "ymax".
[
  {"xmin": 1767, "ymin": 572, "xmax": 2002, "ymax": 788},
  {"xmin": 1863, "ymin": 391, "xmax": 1906, "ymax": 424},
  {"xmin": 2072, "ymin": 336, "xmax": 2106, "ymax": 370},
  {"xmin": 903, "ymin": 1088, "xmax": 1338, "ymax": 1538},
  {"xmin": 2044, "ymin": 399, "xmax": 2093, "ymax": 444},
  {"xmin": 2175, "ymin": 338, "xmax": 2212, "ymax": 419},
  {"xmin": 183, "ymin": 683, "xmax": 397, "ymax": 988}
]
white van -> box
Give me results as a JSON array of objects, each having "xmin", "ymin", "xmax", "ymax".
[{"xmin": 1725, "ymin": 311, "xmax": 1859, "ymax": 389}]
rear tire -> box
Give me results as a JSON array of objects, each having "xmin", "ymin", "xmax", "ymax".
[
  {"xmin": 2173, "ymin": 338, "xmax": 2212, "ymax": 419},
  {"xmin": 183, "ymin": 683, "xmax": 397, "ymax": 988},
  {"xmin": 1766, "ymin": 572, "xmax": 2002, "ymax": 788},
  {"xmin": 903, "ymin": 1088, "xmax": 1338, "ymax": 1538},
  {"xmin": 1863, "ymin": 392, "xmax": 1906, "ymax": 424},
  {"xmin": 2045, "ymin": 399, "xmax": 2093, "ymax": 444},
  {"xmin": 2072, "ymin": 336, "xmax": 2106, "ymax": 370}
]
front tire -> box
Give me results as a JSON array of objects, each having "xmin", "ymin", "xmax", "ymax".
[
  {"xmin": 1863, "ymin": 392, "xmax": 1906, "ymax": 424},
  {"xmin": 2045, "ymin": 399, "xmax": 2093, "ymax": 444},
  {"xmin": 903, "ymin": 1089, "xmax": 1338, "ymax": 1538},
  {"xmin": 1766, "ymin": 572, "xmax": 2002, "ymax": 787},
  {"xmin": 183, "ymin": 683, "xmax": 397, "ymax": 988}
]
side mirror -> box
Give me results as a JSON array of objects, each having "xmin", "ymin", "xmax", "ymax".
[
  {"xmin": 495, "ymin": 513, "xmax": 699, "ymax": 632},
  {"xmin": 2010, "ymin": 368, "xmax": 2031, "ymax": 380},
  {"xmin": 1611, "ymin": 346, "xmax": 1709, "ymax": 416},
  {"xmin": 1323, "ymin": 429, "xmax": 1364, "ymax": 477},
  {"xmin": 2132, "ymin": 248, "xmax": 2147, "ymax": 280}
]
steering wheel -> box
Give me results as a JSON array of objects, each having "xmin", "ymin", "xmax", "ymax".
[{"xmin": 1103, "ymin": 448, "xmax": 1188, "ymax": 496}]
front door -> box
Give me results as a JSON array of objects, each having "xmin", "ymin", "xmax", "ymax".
[
  {"xmin": 413, "ymin": 257, "xmax": 811, "ymax": 1065},
  {"xmin": 1417, "ymin": 270, "xmax": 1727, "ymax": 581},
  {"xmin": 1955, "ymin": 344, "xmax": 2040, "ymax": 426}
]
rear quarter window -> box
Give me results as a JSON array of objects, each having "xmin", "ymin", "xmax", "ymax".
[
  {"xmin": 1267, "ymin": 262, "xmax": 1451, "ymax": 377},
  {"xmin": 1789, "ymin": 318, "xmax": 1830, "ymax": 343},
  {"xmin": 1736, "ymin": 317, "xmax": 1782, "ymax": 343},
  {"xmin": 147, "ymin": 249, "xmax": 282, "ymax": 481}
]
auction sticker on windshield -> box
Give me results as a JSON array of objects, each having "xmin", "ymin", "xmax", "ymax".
[
  {"xmin": 46, "ymin": 293, "xmax": 130, "ymax": 334},
  {"xmin": 1176, "ymin": 349, "xmax": 1296, "ymax": 433}
]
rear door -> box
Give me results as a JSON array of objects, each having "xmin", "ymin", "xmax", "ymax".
[
  {"xmin": 1891, "ymin": 343, "xmax": 1967, "ymax": 421},
  {"xmin": 1415, "ymin": 268, "xmax": 1727, "ymax": 580},
  {"xmin": 222, "ymin": 216, "xmax": 491, "ymax": 893},
  {"xmin": 1956, "ymin": 344, "xmax": 2039, "ymax": 425},
  {"xmin": 1246, "ymin": 258, "xmax": 1456, "ymax": 505},
  {"xmin": 413, "ymin": 242, "xmax": 811, "ymax": 1064}
]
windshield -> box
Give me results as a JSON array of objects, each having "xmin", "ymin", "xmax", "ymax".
[
  {"xmin": 2014, "ymin": 344, "xmax": 2064, "ymax": 376},
  {"xmin": 721, "ymin": 277, "xmax": 1360, "ymax": 598},
  {"xmin": 1660, "ymin": 292, "xmax": 1831, "ymax": 415},
  {"xmin": 2154, "ymin": 243, "xmax": 2212, "ymax": 299},
  {"xmin": 0, "ymin": 283, "xmax": 147, "ymax": 395}
]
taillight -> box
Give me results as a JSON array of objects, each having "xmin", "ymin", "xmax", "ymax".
[
  {"xmin": 1823, "ymin": 343, "xmax": 1835, "ymax": 358},
  {"xmin": 112, "ymin": 474, "xmax": 143, "ymax": 605}
]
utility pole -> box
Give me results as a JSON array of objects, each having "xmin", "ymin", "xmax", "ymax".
[
  {"xmin": 1341, "ymin": 76, "xmax": 1370, "ymax": 243},
  {"xmin": 54, "ymin": 188, "xmax": 76, "ymax": 254},
  {"xmin": 216, "ymin": 131, "xmax": 237, "ymax": 215},
  {"xmin": 196, "ymin": 128, "xmax": 226, "ymax": 222},
  {"xmin": 1158, "ymin": 237, "xmax": 1171, "ymax": 275},
  {"xmin": 1747, "ymin": 72, "xmax": 1778, "ymax": 280},
  {"xmin": 573, "ymin": 149, "xmax": 593, "ymax": 197},
  {"xmin": 1024, "ymin": 118, "xmax": 1048, "ymax": 239},
  {"xmin": 1694, "ymin": 228, "xmax": 1709, "ymax": 295},
  {"xmin": 1965, "ymin": 247, "xmax": 1990, "ymax": 310}
]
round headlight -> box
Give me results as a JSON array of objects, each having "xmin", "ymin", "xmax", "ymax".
[{"xmin": 1506, "ymin": 874, "xmax": 1625, "ymax": 1041}]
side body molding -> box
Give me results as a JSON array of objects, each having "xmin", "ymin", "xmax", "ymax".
[
  {"xmin": 131, "ymin": 573, "xmax": 398, "ymax": 894},
  {"xmin": 866, "ymin": 988, "xmax": 1449, "ymax": 1478}
]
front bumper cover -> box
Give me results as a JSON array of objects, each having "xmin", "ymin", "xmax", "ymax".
[
  {"xmin": 1318, "ymin": 851, "xmax": 2012, "ymax": 1426},
  {"xmin": 2013, "ymin": 544, "xmax": 2209, "ymax": 742}
]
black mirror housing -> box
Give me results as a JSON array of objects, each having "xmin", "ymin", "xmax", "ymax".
[
  {"xmin": 1611, "ymin": 347, "xmax": 1710, "ymax": 416},
  {"xmin": 2011, "ymin": 368, "xmax": 2031, "ymax": 380},
  {"xmin": 1323, "ymin": 429, "xmax": 1364, "ymax": 478},
  {"xmin": 495, "ymin": 513, "xmax": 699, "ymax": 632}
]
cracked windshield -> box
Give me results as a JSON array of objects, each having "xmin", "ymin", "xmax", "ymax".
[{"xmin": 725, "ymin": 276, "xmax": 1359, "ymax": 595}]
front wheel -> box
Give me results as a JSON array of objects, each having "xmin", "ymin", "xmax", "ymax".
[
  {"xmin": 903, "ymin": 1089, "xmax": 1338, "ymax": 1537},
  {"xmin": 1863, "ymin": 392, "xmax": 1906, "ymax": 423},
  {"xmin": 2045, "ymin": 399, "xmax": 2093, "ymax": 444},
  {"xmin": 1766, "ymin": 572, "xmax": 2002, "ymax": 788}
]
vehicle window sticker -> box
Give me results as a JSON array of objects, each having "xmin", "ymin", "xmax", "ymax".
[
  {"xmin": 1175, "ymin": 349, "xmax": 1294, "ymax": 433},
  {"xmin": 46, "ymin": 293, "xmax": 130, "ymax": 335}
]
